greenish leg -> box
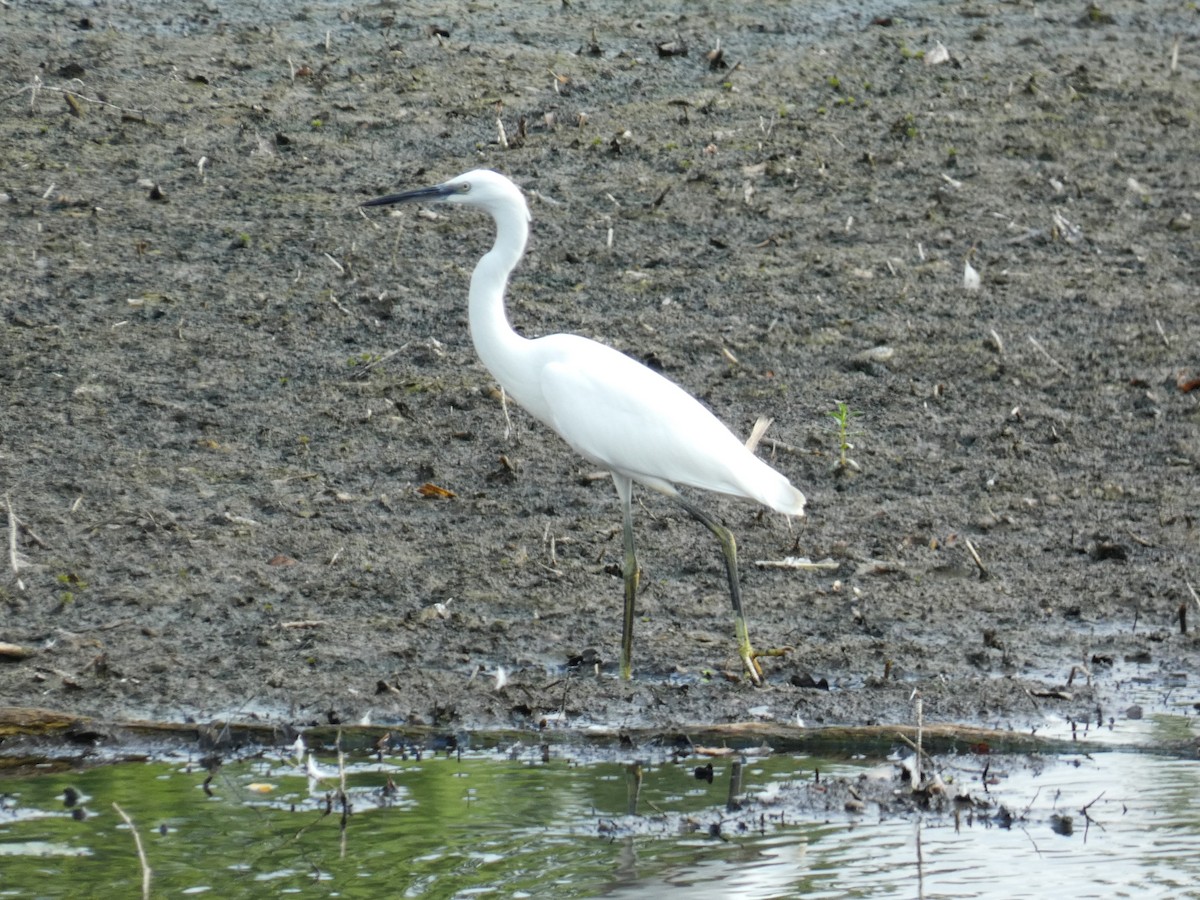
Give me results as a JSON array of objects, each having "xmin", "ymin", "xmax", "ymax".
[
  {"xmin": 676, "ymin": 497, "xmax": 763, "ymax": 685},
  {"xmin": 614, "ymin": 475, "xmax": 638, "ymax": 680}
]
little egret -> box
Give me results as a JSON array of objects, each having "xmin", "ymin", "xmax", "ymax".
[{"xmin": 363, "ymin": 170, "xmax": 806, "ymax": 684}]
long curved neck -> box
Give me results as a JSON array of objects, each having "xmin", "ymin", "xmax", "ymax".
[{"xmin": 468, "ymin": 202, "xmax": 533, "ymax": 400}]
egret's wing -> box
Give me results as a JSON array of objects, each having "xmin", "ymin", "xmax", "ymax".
[{"xmin": 535, "ymin": 338, "xmax": 761, "ymax": 499}]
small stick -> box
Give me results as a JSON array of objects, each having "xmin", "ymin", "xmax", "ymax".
[
  {"xmin": 912, "ymin": 691, "xmax": 923, "ymax": 790},
  {"xmin": 338, "ymin": 742, "xmax": 349, "ymax": 858},
  {"xmin": 963, "ymin": 536, "xmax": 989, "ymax": 580},
  {"xmin": 351, "ymin": 348, "xmax": 398, "ymax": 375},
  {"xmin": 1028, "ymin": 336, "xmax": 1070, "ymax": 374},
  {"xmin": 0, "ymin": 80, "xmax": 146, "ymax": 116},
  {"xmin": 1080, "ymin": 790, "xmax": 1107, "ymax": 832},
  {"xmin": 112, "ymin": 802, "xmax": 152, "ymax": 900},
  {"xmin": 5, "ymin": 495, "xmax": 28, "ymax": 590},
  {"xmin": 760, "ymin": 436, "xmax": 803, "ymax": 456},
  {"xmin": 323, "ymin": 252, "xmax": 345, "ymax": 275}
]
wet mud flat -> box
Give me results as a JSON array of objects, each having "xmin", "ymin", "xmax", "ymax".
[{"xmin": 0, "ymin": 0, "xmax": 1198, "ymax": 746}]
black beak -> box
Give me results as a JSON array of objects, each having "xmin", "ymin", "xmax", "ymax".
[{"xmin": 362, "ymin": 183, "xmax": 452, "ymax": 208}]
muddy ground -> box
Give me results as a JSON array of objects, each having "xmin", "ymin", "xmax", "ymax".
[{"xmin": 1, "ymin": 0, "xmax": 1197, "ymax": 743}]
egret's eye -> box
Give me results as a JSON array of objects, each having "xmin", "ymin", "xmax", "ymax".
[{"xmin": 457, "ymin": 181, "xmax": 471, "ymax": 194}]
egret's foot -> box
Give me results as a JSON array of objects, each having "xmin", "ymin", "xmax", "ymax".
[
  {"xmin": 740, "ymin": 644, "xmax": 794, "ymax": 685},
  {"xmin": 740, "ymin": 648, "xmax": 763, "ymax": 686}
]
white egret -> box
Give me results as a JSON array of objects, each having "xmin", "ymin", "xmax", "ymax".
[{"xmin": 363, "ymin": 170, "xmax": 806, "ymax": 684}]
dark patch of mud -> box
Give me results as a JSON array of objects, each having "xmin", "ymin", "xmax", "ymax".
[{"xmin": 1, "ymin": 2, "xmax": 1198, "ymax": 739}]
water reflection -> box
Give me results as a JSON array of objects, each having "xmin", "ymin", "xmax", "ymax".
[{"xmin": 0, "ymin": 744, "xmax": 1196, "ymax": 898}]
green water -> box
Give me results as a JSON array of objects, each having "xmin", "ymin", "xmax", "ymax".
[
  {"xmin": 0, "ymin": 746, "xmax": 821, "ymax": 898},
  {"xmin": 1, "ymin": 738, "xmax": 1198, "ymax": 898}
]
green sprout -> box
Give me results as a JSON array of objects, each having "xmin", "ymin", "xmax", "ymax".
[{"xmin": 827, "ymin": 401, "xmax": 863, "ymax": 473}]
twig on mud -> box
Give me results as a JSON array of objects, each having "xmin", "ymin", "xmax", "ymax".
[
  {"xmin": 5, "ymin": 495, "xmax": 31, "ymax": 590},
  {"xmin": 760, "ymin": 436, "xmax": 803, "ymax": 456},
  {"xmin": 323, "ymin": 252, "xmax": 345, "ymax": 275},
  {"xmin": 348, "ymin": 348, "xmax": 398, "ymax": 376},
  {"xmin": 1155, "ymin": 318, "xmax": 1171, "ymax": 347},
  {"xmin": 1126, "ymin": 530, "xmax": 1154, "ymax": 548},
  {"xmin": 754, "ymin": 556, "xmax": 838, "ymax": 571},
  {"xmin": 358, "ymin": 205, "xmax": 381, "ymax": 227},
  {"xmin": 1027, "ymin": 336, "xmax": 1070, "ymax": 374},
  {"xmin": 0, "ymin": 77, "xmax": 148, "ymax": 118},
  {"xmin": 112, "ymin": 802, "xmax": 153, "ymax": 900},
  {"xmin": 963, "ymin": 536, "xmax": 989, "ymax": 580},
  {"xmin": 327, "ymin": 292, "xmax": 353, "ymax": 316}
]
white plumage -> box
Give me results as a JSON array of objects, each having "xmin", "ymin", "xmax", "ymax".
[{"xmin": 365, "ymin": 169, "xmax": 805, "ymax": 682}]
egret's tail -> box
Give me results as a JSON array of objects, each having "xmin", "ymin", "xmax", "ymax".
[
  {"xmin": 744, "ymin": 460, "xmax": 806, "ymax": 517},
  {"xmin": 769, "ymin": 481, "xmax": 807, "ymax": 517}
]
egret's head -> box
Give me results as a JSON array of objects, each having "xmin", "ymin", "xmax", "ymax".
[{"xmin": 363, "ymin": 169, "xmax": 529, "ymax": 222}]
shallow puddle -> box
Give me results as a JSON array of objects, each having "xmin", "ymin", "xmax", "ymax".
[{"xmin": 1, "ymin": 724, "xmax": 1197, "ymax": 898}]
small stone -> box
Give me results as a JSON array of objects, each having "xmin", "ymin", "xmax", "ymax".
[{"xmin": 1167, "ymin": 212, "xmax": 1191, "ymax": 231}]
